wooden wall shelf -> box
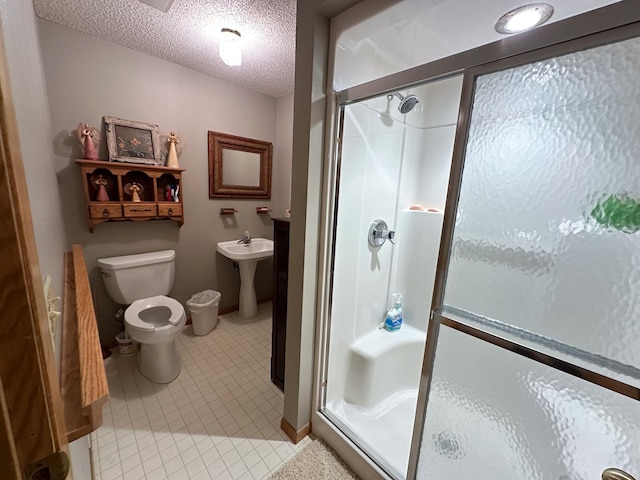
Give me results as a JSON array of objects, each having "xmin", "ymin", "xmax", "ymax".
[{"xmin": 76, "ymin": 159, "xmax": 185, "ymax": 232}]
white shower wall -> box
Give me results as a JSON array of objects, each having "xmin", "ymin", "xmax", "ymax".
[
  {"xmin": 332, "ymin": 101, "xmax": 404, "ymax": 337},
  {"xmin": 389, "ymin": 75, "xmax": 461, "ymax": 332},
  {"xmin": 326, "ymin": 75, "xmax": 462, "ymax": 406},
  {"xmin": 398, "ymin": 75, "xmax": 462, "ymax": 210},
  {"xmin": 328, "ymin": 102, "xmax": 404, "ymax": 406}
]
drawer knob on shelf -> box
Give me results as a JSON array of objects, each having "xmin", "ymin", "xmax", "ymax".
[
  {"xmin": 132, "ymin": 208, "xmax": 152, "ymax": 213},
  {"xmin": 168, "ymin": 208, "xmax": 173, "ymax": 215},
  {"xmin": 102, "ymin": 209, "xmax": 110, "ymax": 217}
]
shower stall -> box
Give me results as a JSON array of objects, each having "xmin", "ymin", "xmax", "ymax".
[
  {"xmin": 321, "ymin": 74, "xmax": 462, "ymax": 478},
  {"xmin": 314, "ymin": 4, "xmax": 640, "ymax": 480}
]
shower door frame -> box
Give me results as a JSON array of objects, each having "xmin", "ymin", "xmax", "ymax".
[{"xmin": 313, "ymin": 2, "xmax": 640, "ymax": 480}]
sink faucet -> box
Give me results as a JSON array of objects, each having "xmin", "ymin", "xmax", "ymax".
[{"xmin": 238, "ymin": 230, "xmax": 252, "ymax": 245}]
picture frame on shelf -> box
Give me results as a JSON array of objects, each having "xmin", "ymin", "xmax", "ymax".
[{"xmin": 104, "ymin": 116, "xmax": 162, "ymax": 166}]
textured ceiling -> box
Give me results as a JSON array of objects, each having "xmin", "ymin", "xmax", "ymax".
[{"xmin": 33, "ymin": 0, "xmax": 297, "ymax": 98}]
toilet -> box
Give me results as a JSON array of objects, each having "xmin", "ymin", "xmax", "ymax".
[{"xmin": 97, "ymin": 250, "xmax": 186, "ymax": 383}]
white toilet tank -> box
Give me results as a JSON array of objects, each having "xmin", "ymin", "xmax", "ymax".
[{"xmin": 97, "ymin": 250, "xmax": 176, "ymax": 305}]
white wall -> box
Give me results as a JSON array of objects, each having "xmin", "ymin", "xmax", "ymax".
[
  {"xmin": 334, "ymin": 100, "xmax": 405, "ymax": 335},
  {"xmin": 325, "ymin": 75, "xmax": 462, "ymax": 406},
  {"xmin": 38, "ymin": 20, "xmax": 293, "ymax": 343},
  {"xmin": 330, "ymin": 0, "xmax": 622, "ymax": 92},
  {"xmin": 326, "ymin": 99, "xmax": 404, "ymax": 405},
  {"xmin": 389, "ymin": 76, "xmax": 461, "ymax": 332}
]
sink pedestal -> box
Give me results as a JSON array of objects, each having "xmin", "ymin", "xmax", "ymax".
[
  {"xmin": 238, "ymin": 260, "xmax": 258, "ymax": 319},
  {"xmin": 216, "ymin": 238, "xmax": 273, "ymax": 320}
]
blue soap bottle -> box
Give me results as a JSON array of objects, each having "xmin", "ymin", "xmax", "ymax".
[{"xmin": 384, "ymin": 293, "xmax": 403, "ymax": 332}]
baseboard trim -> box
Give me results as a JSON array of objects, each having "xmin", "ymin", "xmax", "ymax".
[{"xmin": 281, "ymin": 417, "xmax": 311, "ymax": 444}]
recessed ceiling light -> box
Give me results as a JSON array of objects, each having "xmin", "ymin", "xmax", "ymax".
[{"xmin": 495, "ymin": 3, "xmax": 554, "ymax": 34}]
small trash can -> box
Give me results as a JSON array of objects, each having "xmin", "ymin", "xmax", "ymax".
[
  {"xmin": 115, "ymin": 331, "xmax": 138, "ymax": 357},
  {"xmin": 187, "ymin": 290, "xmax": 221, "ymax": 336}
]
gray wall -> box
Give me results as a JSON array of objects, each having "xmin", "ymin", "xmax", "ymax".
[
  {"xmin": 0, "ymin": 3, "xmax": 91, "ymax": 478},
  {"xmin": 38, "ymin": 20, "xmax": 293, "ymax": 343},
  {"xmin": 284, "ymin": 2, "xmax": 329, "ymax": 431},
  {"xmin": 274, "ymin": 93, "xmax": 294, "ymax": 217},
  {"xmin": 0, "ymin": 2, "xmax": 68, "ymax": 343}
]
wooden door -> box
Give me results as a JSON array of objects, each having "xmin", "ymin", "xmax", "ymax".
[{"xmin": 0, "ymin": 26, "xmax": 69, "ymax": 480}]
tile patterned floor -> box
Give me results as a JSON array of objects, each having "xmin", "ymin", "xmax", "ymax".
[{"xmin": 91, "ymin": 302, "xmax": 311, "ymax": 480}]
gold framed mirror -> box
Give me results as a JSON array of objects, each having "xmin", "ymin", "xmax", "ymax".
[{"xmin": 208, "ymin": 131, "xmax": 272, "ymax": 199}]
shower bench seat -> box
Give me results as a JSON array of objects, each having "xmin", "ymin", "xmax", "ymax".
[{"xmin": 344, "ymin": 324, "xmax": 426, "ymax": 409}]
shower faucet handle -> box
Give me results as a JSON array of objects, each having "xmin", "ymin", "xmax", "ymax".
[
  {"xmin": 387, "ymin": 230, "xmax": 396, "ymax": 244},
  {"xmin": 368, "ymin": 219, "xmax": 396, "ymax": 247}
]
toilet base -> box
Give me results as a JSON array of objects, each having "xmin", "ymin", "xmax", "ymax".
[{"xmin": 138, "ymin": 340, "xmax": 181, "ymax": 383}]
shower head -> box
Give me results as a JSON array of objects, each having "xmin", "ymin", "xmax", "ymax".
[{"xmin": 387, "ymin": 92, "xmax": 420, "ymax": 114}]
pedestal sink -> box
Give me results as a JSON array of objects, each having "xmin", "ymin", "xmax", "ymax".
[{"xmin": 216, "ymin": 238, "xmax": 273, "ymax": 319}]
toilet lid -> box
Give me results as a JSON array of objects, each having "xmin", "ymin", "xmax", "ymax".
[{"xmin": 125, "ymin": 295, "xmax": 184, "ymax": 332}]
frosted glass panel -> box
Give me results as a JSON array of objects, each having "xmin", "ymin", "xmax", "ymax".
[
  {"xmin": 417, "ymin": 326, "xmax": 640, "ymax": 479},
  {"xmin": 444, "ymin": 36, "xmax": 640, "ymax": 369}
]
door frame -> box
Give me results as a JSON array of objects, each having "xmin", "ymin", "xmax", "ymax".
[{"xmin": 0, "ymin": 23, "xmax": 68, "ymax": 480}]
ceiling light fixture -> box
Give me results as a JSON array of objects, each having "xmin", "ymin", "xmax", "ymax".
[
  {"xmin": 495, "ymin": 3, "xmax": 554, "ymax": 34},
  {"xmin": 219, "ymin": 28, "xmax": 242, "ymax": 66}
]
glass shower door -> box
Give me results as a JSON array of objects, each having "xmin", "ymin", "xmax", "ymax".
[
  {"xmin": 412, "ymin": 28, "xmax": 640, "ymax": 479},
  {"xmin": 323, "ymin": 96, "xmax": 414, "ymax": 479}
]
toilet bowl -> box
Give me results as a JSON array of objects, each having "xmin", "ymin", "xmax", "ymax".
[
  {"xmin": 98, "ymin": 250, "xmax": 186, "ymax": 384},
  {"xmin": 125, "ymin": 295, "xmax": 186, "ymax": 383}
]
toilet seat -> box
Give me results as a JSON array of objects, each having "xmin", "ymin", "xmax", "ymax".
[
  {"xmin": 125, "ymin": 295, "xmax": 185, "ymax": 332},
  {"xmin": 123, "ymin": 295, "xmax": 186, "ymax": 383}
]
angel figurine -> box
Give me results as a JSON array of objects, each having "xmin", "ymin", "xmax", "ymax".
[
  {"xmin": 130, "ymin": 183, "xmax": 142, "ymax": 202},
  {"xmin": 76, "ymin": 123, "xmax": 99, "ymax": 160},
  {"xmin": 160, "ymin": 131, "xmax": 184, "ymax": 168},
  {"xmin": 94, "ymin": 175, "xmax": 109, "ymax": 201},
  {"xmin": 124, "ymin": 182, "xmax": 144, "ymax": 202}
]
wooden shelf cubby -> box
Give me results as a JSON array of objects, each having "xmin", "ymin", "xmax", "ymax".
[{"xmin": 76, "ymin": 159, "xmax": 185, "ymax": 232}]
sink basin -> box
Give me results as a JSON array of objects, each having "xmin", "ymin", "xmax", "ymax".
[
  {"xmin": 216, "ymin": 238, "xmax": 273, "ymax": 319},
  {"xmin": 216, "ymin": 238, "xmax": 273, "ymax": 261}
]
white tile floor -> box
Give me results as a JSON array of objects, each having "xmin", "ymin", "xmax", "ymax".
[{"xmin": 91, "ymin": 302, "xmax": 311, "ymax": 480}]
